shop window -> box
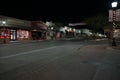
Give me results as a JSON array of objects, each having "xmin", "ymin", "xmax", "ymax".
[{"xmin": 17, "ymin": 30, "xmax": 29, "ymax": 39}]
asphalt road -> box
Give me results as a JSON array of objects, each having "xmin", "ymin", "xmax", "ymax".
[{"xmin": 0, "ymin": 40, "xmax": 120, "ymax": 80}]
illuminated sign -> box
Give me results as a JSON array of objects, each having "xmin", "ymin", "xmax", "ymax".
[
  {"xmin": 68, "ymin": 23, "xmax": 87, "ymax": 26},
  {"xmin": 109, "ymin": 9, "xmax": 120, "ymax": 22}
]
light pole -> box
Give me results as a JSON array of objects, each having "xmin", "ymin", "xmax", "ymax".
[
  {"xmin": 2, "ymin": 20, "xmax": 6, "ymax": 44},
  {"xmin": 111, "ymin": 1, "xmax": 118, "ymax": 46}
]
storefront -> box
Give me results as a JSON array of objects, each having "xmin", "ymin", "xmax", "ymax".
[
  {"xmin": 0, "ymin": 15, "xmax": 31, "ymax": 43},
  {"xmin": 31, "ymin": 21, "xmax": 48, "ymax": 40}
]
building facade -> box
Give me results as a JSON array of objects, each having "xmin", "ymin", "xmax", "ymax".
[
  {"xmin": 31, "ymin": 21, "xmax": 48, "ymax": 40},
  {"xmin": 0, "ymin": 15, "xmax": 32, "ymax": 43},
  {"xmin": 0, "ymin": 15, "xmax": 48, "ymax": 43}
]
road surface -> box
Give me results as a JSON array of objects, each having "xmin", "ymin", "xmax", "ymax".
[{"xmin": 0, "ymin": 40, "xmax": 120, "ymax": 80}]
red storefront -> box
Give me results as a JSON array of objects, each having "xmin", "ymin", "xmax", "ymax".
[
  {"xmin": 0, "ymin": 15, "xmax": 31, "ymax": 43},
  {"xmin": 0, "ymin": 28, "xmax": 10, "ymax": 43}
]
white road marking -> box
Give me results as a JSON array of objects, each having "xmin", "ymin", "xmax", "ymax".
[
  {"xmin": 0, "ymin": 46, "xmax": 62, "ymax": 59},
  {"xmin": 0, "ymin": 45, "xmax": 82, "ymax": 59}
]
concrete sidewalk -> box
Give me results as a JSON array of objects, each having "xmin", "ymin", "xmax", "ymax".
[{"xmin": 78, "ymin": 45, "xmax": 120, "ymax": 80}]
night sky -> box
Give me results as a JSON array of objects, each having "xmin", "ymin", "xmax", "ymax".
[{"xmin": 0, "ymin": 0, "xmax": 116, "ymax": 23}]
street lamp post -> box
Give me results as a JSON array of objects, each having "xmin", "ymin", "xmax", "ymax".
[
  {"xmin": 2, "ymin": 20, "xmax": 6, "ymax": 44},
  {"xmin": 111, "ymin": 1, "xmax": 118, "ymax": 46}
]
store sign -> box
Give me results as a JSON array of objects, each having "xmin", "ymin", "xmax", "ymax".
[
  {"xmin": 109, "ymin": 9, "xmax": 120, "ymax": 22},
  {"xmin": 68, "ymin": 23, "xmax": 87, "ymax": 26},
  {"xmin": 109, "ymin": 10, "xmax": 112, "ymax": 22},
  {"xmin": 116, "ymin": 9, "xmax": 120, "ymax": 21}
]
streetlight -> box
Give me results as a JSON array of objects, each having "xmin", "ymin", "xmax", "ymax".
[
  {"xmin": 51, "ymin": 27, "xmax": 53, "ymax": 30},
  {"xmin": 111, "ymin": 1, "xmax": 118, "ymax": 46},
  {"xmin": 2, "ymin": 20, "xmax": 6, "ymax": 43},
  {"xmin": 112, "ymin": 2, "xmax": 118, "ymax": 8}
]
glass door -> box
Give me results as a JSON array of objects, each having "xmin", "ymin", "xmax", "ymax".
[{"xmin": 10, "ymin": 29, "xmax": 16, "ymax": 41}]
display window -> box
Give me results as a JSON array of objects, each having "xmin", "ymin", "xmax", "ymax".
[
  {"xmin": 17, "ymin": 30, "xmax": 29, "ymax": 39},
  {"xmin": 0, "ymin": 29, "xmax": 10, "ymax": 39}
]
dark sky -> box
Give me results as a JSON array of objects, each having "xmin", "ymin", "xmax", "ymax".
[{"xmin": 0, "ymin": 0, "xmax": 116, "ymax": 23}]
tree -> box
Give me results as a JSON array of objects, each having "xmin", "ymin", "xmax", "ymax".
[
  {"xmin": 47, "ymin": 21, "xmax": 64, "ymax": 31},
  {"xmin": 83, "ymin": 14, "xmax": 108, "ymax": 33},
  {"xmin": 51, "ymin": 22, "xmax": 64, "ymax": 31}
]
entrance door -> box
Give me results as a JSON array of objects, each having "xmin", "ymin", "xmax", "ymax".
[{"xmin": 10, "ymin": 30, "xmax": 16, "ymax": 41}]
